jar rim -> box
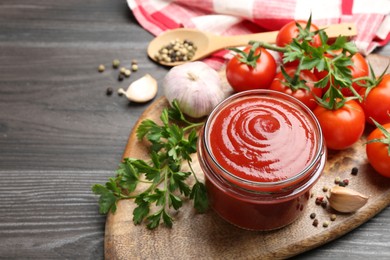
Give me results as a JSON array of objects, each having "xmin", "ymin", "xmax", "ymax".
[{"xmin": 203, "ymin": 89, "xmax": 325, "ymax": 189}]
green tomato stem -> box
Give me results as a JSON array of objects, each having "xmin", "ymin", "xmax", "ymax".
[{"xmin": 248, "ymin": 40, "xmax": 287, "ymax": 53}]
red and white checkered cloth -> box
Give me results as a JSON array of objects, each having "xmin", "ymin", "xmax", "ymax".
[{"xmin": 127, "ymin": 0, "xmax": 390, "ymax": 68}]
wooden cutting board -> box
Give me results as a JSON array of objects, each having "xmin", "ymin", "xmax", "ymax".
[{"xmin": 105, "ymin": 54, "xmax": 390, "ymax": 259}]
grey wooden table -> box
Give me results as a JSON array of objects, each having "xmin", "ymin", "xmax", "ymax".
[{"xmin": 0, "ymin": 0, "xmax": 389, "ymax": 259}]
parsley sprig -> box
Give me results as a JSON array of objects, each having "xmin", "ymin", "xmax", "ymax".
[
  {"xmin": 92, "ymin": 100, "xmax": 208, "ymax": 229},
  {"xmin": 250, "ymin": 16, "xmax": 360, "ymax": 110}
]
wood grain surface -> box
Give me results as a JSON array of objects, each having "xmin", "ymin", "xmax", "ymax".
[
  {"xmin": 105, "ymin": 55, "xmax": 390, "ymax": 259},
  {"xmin": 0, "ymin": 1, "xmax": 390, "ymax": 259}
]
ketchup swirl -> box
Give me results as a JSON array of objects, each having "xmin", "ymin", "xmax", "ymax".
[{"xmin": 208, "ymin": 96, "xmax": 317, "ymax": 183}]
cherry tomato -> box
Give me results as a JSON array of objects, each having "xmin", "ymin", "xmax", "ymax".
[
  {"xmin": 276, "ymin": 20, "xmax": 322, "ymax": 48},
  {"xmin": 345, "ymin": 53, "xmax": 369, "ymax": 96},
  {"xmin": 269, "ymin": 67, "xmax": 322, "ymax": 110},
  {"xmin": 276, "ymin": 20, "xmax": 322, "ymax": 67},
  {"xmin": 366, "ymin": 122, "xmax": 390, "ymax": 177},
  {"xmin": 314, "ymin": 52, "xmax": 369, "ymax": 97},
  {"xmin": 313, "ymin": 100, "xmax": 365, "ymax": 150},
  {"xmin": 360, "ymin": 74, "xmax": 390, "ymax": 125},
  {"xmin": 226, "ymin": 46, "xmax": 276, "ymax": 92}
]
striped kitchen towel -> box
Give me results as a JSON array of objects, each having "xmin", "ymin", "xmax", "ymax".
[{"xmin": 127, "ymin": 0, "xmax": 390, "ymax": 67}]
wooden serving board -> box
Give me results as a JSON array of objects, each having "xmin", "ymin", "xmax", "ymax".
[{"xmin": 105, "ymin": 55, "xmax": 390, "ymax": 259}]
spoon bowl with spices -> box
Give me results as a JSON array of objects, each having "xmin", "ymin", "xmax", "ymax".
[{"xmin": 147, "ymin": 23, "xmax": 357, "ymax": 66}]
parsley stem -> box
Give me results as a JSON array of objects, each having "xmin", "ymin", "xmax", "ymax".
[
  {"xmin": 163, "ymin": 168, "xmax": 169, "ymax": 209},
  {"xmin": 188, "ymin": 161, "xmax": 200, "ymax": 183},
  {"xmin": 119, "ymin": 194, "xmax": 137, "ymax": 199},
  {"xmin": 138, "ymin": 179, "xmax": 153, "ymax": 184},
  {"xmin": 183, "ymin": 122, "xmax": 204, "ymax": 132}
]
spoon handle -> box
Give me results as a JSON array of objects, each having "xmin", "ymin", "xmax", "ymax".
[
  {"xmin": 213, "ymin": 23, "xmax": 357, "ymax": 49},
  {"xmin": 216, "ymin": 31, "xmax": 278, "ymax": 48}
]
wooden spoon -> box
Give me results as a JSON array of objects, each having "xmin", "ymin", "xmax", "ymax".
[{"xmin": 147, "ymin": 23, "xmax": 357, "ymax": 66}]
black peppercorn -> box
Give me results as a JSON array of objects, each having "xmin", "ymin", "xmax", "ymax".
[{"xmin": 106, "ymin": 87, "xmax": 113, "ymax": 96}]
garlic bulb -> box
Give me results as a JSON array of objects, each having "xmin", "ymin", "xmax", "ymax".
[
  {"xmin": 327, "ymin": 186, "xmax": 368, "ymax": 213},
  {"xmin": 163, "ymin": 61, "xmax": 226, "ymax": 118}
]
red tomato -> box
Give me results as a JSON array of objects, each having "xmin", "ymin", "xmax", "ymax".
[
  {"xmin": 276, "ymin": 20, "xmax": 322, "ymax": 48},
  {"xmin": 313, "ymin": 100, "xmax": 365, "ymax": 150},
  {"xmin": 314, "ymin": 52, "xmax": 369, "ymax": 97},
  {"xmin": 360, "ymin": 74, "xmax": 390, "ymax": 125},
  {"xmin": 226, "ymin": 46, "xmax": 276, "ymax": 92},
  {"xmin": 345, "ymin": 53, "xmax": 369, "ymax": 96},
  {"xmin": 366, "ymin": 122, "xmax": 390, "ymax": 177},
  {"xmin": 276, "ymin": 20, "xmax": 322, "ymax": 67},
  {"xmin": 269, "ymin": 67, "xmax": 322, "ymax": 110}
]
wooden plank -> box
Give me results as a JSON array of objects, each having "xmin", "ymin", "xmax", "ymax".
[
  {"xmin": 105, "ymin": 54, "xmax": 390, "ymax": 259},
  {"xmin": 0, "ymin": 170, "xmax": 111, "ymax": 259}
]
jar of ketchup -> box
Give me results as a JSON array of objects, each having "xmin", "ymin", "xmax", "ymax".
[{"xmin": 198, "ymin": 90, "xmax": 326, "ymax": 231}]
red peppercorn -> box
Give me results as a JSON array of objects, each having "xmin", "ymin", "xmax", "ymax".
[{"xmin": 315, "ymin": 196, "xmax": 324, "ymax": 205}]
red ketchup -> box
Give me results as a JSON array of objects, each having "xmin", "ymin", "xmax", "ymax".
[{"xmin": 198, "ymin": 90, "xmax": 326, "ymax": 230}]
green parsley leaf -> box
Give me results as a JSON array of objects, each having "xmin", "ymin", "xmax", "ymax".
[
  {"xmin": 162, "ymin": 210, "xmax": 173, "ymax": 228},
  {"xmin": 146, "ymin": 209, "xmax": 163, "ymax": 229},
  {"xmin": 170, "ymin": 171, "xmax": 191, "ymax": 196},
  {"xmin": 92, "ymin": 100, "xmax": 208, "ymax": 229},
  {"xmin": 92, "ymin": 184, "xmax": 118, "ymax": 214},
  {"xmin": 133, "ymin": 199, "xmax": 150, "ymax": 225},
  {"xmin": 190, "ymin": 182, "xmax": 209, "ymax": 213},
  {"xmin": 169, "ymin": 193, "xmax": 183, "ymax": 210},
  {"xmin": 117, "ymin": 159, "xmax": 139, "ymax": 193}
]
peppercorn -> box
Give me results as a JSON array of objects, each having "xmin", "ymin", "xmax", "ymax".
[
  {"xmin": 321, "ymin": 200, "xmax": 328, "ymax": 208},
  {"xmin": 131, "ymin": 64, "xmax": 138, "ymax": 72},
  {"xmin": 323, "ymin": 221, "xmax": 329, "ymax": 228},
  {"xmin": 334, "ymin": 177, "xmax": 341, "ymax": 184},
  {"xmin": 106, "ymin": 87, "xmax": 113, "ymax": 96},
  {"xmin": 118, "ymin": 74, "xmax": 124, "ymax": 82},
  {"xmin": 315, "ymin": 196, "xmax": 324, "ymax": 205},
  {"xmin": 338, "ymin": 181, "xmax": 346, "ymax": 187},
  {"xmin": 351, "ymin": 167, "xmax": 358, "ymax": 175},
  {"xmin": 313, "ymin": 219, "xmax": 319, "ymax": 227},
  {"xmin": 120, "ymin": 67, "xmax": 126, "ymax": 74},
  {"xmin": 322, "ymin": 186, "xmax": 329, "ymax": 192},
  {"xmin": 342, "ymin": 179, "xmax": 349, "ymax": 186},
  {"xmin": 310, "ymin": 213, "xmax": 316, "ymax": 219},
  {"xmin": 112, "ymin": 59, "xmax": 120, "ymax": 68},
  {"xmin": 98, "ymin": 64, "xmax": 105, "ymax": 72},
  {"xmin": 124, "ymin": 69, "xmax": 131, "ymax": 77},
  {"xmin": 155, "ymin": 38, "xmax": 198, "ymax": 63},
  {"xmin": 330, "ymin": 214, "xmax": 337, "ymax": 221},
  {"xmin": 131, "ymin": 59, "xmax": 138, "ymax": 65}
]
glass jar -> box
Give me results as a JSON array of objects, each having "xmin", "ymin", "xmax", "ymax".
[{"xmin": 197, "ymin": 89, "xmax": 326, "ymax": 231}]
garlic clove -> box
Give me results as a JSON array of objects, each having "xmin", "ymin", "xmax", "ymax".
[
  {"xmin": 118, "ymin": 74, "xmax": 158, "ymax": 103},
  {"xmin": 327, "ymin": 186, "xmax": 368, "ymax": 213}
]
